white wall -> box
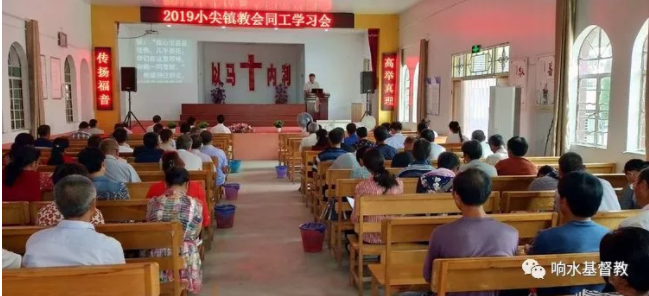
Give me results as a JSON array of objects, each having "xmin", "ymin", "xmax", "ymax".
[
  {"xmin": 118, "ymin": 25, "xmax": 369, "ymax": 121},
  {"xmin": 201, "ymin": 42, "xmax": 304, "ymax": 105},
  {"xmin": 2, "ymin": 0, "xmax": 92, "ymax": 143},
  {"xmin": 570, "ymin": 0, "xmax": 649, "ymax": 170},
  {"xmin": 399, "ymin": 0, "xmax": 556, "ymax": 155}
]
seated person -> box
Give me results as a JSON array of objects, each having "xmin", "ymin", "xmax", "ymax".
[
  {"xmin": 311, "ymin": 129, "xmax": 330, "ymax": 151},
  {"xmin": 71, "ymin": 121, "xmax": 92, "ymax": 140},
  {"xmin": 99, "ymin": 138, "xmax": 141, "ymax": 183},
  {"xmin": 599, "ymin": 227, "xmax": 649, "ymax": 296},
  {"xmin": 619, "ymin": 166, "xmax": 649, "ymax": 230},
  {"xmin": 485, "ymin": 134, "xmax": 508, "ymax": 166},
  {"xmin": 350, "ymin": 149, "xmax": 403, "ymax": 243},
  {"xmin": 471, "ymin": 130, "xmax": 493, "ymax": 159},
  {"xmin": 189, "ymin": 126, "xmax": 202, "ymax": 136},
  {"xmin": 416, "ymin": 120, "xmax": 429, "ymax": 138},
  {"xmin": 330, "ymin": 152, "xmax": 359, "ymax": 170},
  {"xmin": 78, "ymin": 147, "xmax": 130, "ymax": 199},
  {"xmin": 159, "ymin": 129, "xmax": 176, "ymax": 151},
  {"xmin": 620, "ymin": 159, "xmax": 647, "ymax": 209},
  {"xmin": 2, "ymin": 146, "xmax": 48, "ymax": 202},
  {"xmin": 528, "ymin": 165, "xmax": 559, "ymax": 191},
  {"xmin": 175, "ymin": 135, "xmax": 204, "ymax": 171},
  {"xmin": 420, "ymin": 129, "xmax": 446, "ymax": 161},
  {"xmin": 133, "ymin": 132, "xmax": 164, "ymax": 163},
  {"xmin": 88, "ymin": 119, "xmax": 105, "ymax": 135},
  {"xmin": 299, "ymin": 122, "xmax": 319, "ymax": 152},
  {"xmin": 312, "ymin": 128, "xmax": 347, "ymax": 173},
  {"xmin": 445, "ymin": 121, "xmax": 469, "ymax": 143},
  {"xmin": 529, "ymin": 171, "xmax": 609, "ymax": 295},
  {"xmin": 380, "ymin": 122, "xmax": 391, "ymax": 130},
  {"xmin": 210, "ymin": 114, "xmax": 231, "ymax": 134},
  {"xmin": 385, "ymin": 121, "xmax": 406, "ymax": 149},
  {"xmin": 179, "ymin": 122, "xmax": 191, "ymax": 134},
  {"xmin": 146, "ymin": 152, "xmax": 210, "ymax": 228},
  {"xmin": 47, "ymin": 137, "xmax": 75, "ymax": 165},
  {"xmin": 112, "ymin": 128, "xmax": 133, "ymax": 153},
  {"xmin": 373, "ymin": 126, "xmax": 397, "ymax": 160},
  {"xmin": 199, "ymin": 131, "xmax": 228, "ymax": 186},
  {"xmin": 190, "ymin": 134, "xmax": 214, "ymax": 167},
  {"xmin": 113, "ymin": 123, "xmax": 133, "ymax": 134},
  {"xmin": 343, "ymin": 123, "xmax": 359, "ymax": 146},
  {"xmin": 23, "ymin": 175, "xmax": 125, "ymax": 267},
  {"xmin": 146, "ymin": 115, "xmax": 162, "ymax": 132},
  {"xmin": 494, "ymin": 136, "xmax": 538, "ymax": 175},
  {"xmin": 418, "ymin": 152, "xmax": 460, "ymax": 193},
  {"xmin": 34, "ymin": 124, "xmax": 53, "ymax": 148},
  {"xmin": 398, "ymin": 139, "xmax": 435, "ymax": 178},
  {"xmin": 421, "ymin": 169, "xmax": 518, "ymax": 293},
  {"xmin": 554, "ymin": 152, "xmax": 620, "ymax": 212},
  {"xmin": 153, "ymin": 123, "xmax": 164, "ymax": 134},
  {"xmin": 458, "ymin": 140, "xmax": 497, "ymax": 177},
  {"xmin": 186, "ymin": 116, "xmax": 197, "ymax": 129},
  {"xmin": 352, "ymin": 127, "xmax": 375, "ymax": 150},
  {"xmin": 2, "ymin": 249, "xmax": 21, "ymax": 269},
  {"xmin": 351, "ymin": 146, "xmax": 372, "ymax": 179},
  {"xmin": 36, "ymin": 163, "xmax": 105, "ymax": 226},
  {"xmin": 391, "ymin": 136, "xmax": 416, "ymax": 168},
  {"xmin": 87, "ymin": 135, "xmax": 102, "ymax": 148}
]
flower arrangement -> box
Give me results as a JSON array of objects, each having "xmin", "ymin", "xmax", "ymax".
[
  {"xmin": 211, "ymin": 81, "xmax": 226, "ymax": 104},
  {"xmin": 228, "ymin": 123, "xmax": 254, "ymax": 133},
  {"xmin": 273, "ymin": 120, "xmax": 284, "ymax": 128},
  {"xmin": 274, "ymin": 83, "xmax": 288, "ymax": 104},
  {"xmin": 197, "ymin": 121, "xmax": 210, "ymax": 129},
  {"xmin": 167, "ymin": 122, "xmax": 177, "ymax": 129}
]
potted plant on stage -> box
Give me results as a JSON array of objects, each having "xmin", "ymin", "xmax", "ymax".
[
  {"xmin": 274, "ymin": 120, "xmax": 284, "ymax": 133},
  {"xmin": 197, "ymin": 121, "xmax": 210, "ymax": 131},
  {"xmin": 167, "ymin": 121, "xmax": 177, "ymax": 133}
]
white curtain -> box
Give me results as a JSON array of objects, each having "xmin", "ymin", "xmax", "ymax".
[{"xmin": 462, "ymin": 78, "xmax": 497, "ymax": 135}]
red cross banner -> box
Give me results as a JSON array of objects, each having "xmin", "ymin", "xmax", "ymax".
[
  {"xmin": 381, "ymin": 52, "xmax": 397, "ymax": 111},
  {"xmin": 240, "ymin": 54, "xmax": 262, "ymax": 91},
  {"xmin": 94, "ymin": 47, "xmax": 113, "ymax": 110}
]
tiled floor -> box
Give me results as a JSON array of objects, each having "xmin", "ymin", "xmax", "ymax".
[{"xmin": 199, "ymin": 161, "xmax": 359, "ymax": 296}]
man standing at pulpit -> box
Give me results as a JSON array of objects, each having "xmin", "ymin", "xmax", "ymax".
[{"xmin": 304, "ymin": 73, "xmax": 320, "ymax": 94}]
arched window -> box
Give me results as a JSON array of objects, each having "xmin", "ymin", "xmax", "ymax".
[
  {"xmin": 412, "ymin": 63, "xmax": 419, "ymax": 123},
  {"xmin": 574, "ymin": 27, "xmax": 612, "ymax": 147},
  {"xmin": 628, "ymin": 21, "xmax": 648, "ymax": 153},
  {"xmin": 64, "ymin": 56, "xmax": 75, "ymax": 122},
  {"xmin": 399, "ymin": 65, "xmax": 411, "ymax": 122},
  {"xmin": 641, "ymin": 36, "xmax": 648, "ymax": 151},
  {"xmin": 8, "ymin": 44, "xmax": 25, "ymax": 130}
]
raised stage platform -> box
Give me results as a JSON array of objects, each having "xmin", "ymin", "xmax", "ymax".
[{"xmin": 180, "ymin": 104, "xmax": 305, "ymax": 127}]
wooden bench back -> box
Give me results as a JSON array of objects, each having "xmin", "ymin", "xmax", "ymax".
[
  {"xmin": 2, "ymin": 263, "xmax": 161, "ymax": 296},
  {"xmin": 547, "ymin": 162, "xmax": 616, "ymax": 173},
  {"xmin": 492, "ymin": 173, "xmax": 626, "ymax": 192},
  {"xmin": 431, "ymin": 253, "xmax": 603, "ymax": 296},
  {"xmin": 28, "ymin": 200, "xmax": 149, "ymax": 224},
  {"xmin": 587, "ymin": 210, "xmax": 640, "ymax": 230},
  {"xmin": 334, "ymin": 178, "xmax": 419, "ymax": 197},
  {"xmin": 2, "ymin": 202, "xmax": 31, "ymax": 226},
  {"xmin": 500, "ymin": 191, "xmax": 556, "ymax": 213},
  {"xmin": 138, "ymin": 170, "xmax": 211, "ymax": 196},
  {"xmin": 3, "ymin": 222, "xmax": 184, "ymax": 295}
]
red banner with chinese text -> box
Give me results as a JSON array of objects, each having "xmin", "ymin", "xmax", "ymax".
[
  {"xmin": 94, "ymin": 47, "xmax": 113, "ymax": 111},
  {"xmin": 381, "ymin": 52, "xmax": 397, "ymax": 111}
]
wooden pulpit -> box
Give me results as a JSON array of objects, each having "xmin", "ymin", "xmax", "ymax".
[{"xmin": 305, "ymin": 93, "xmax": 330, "ymax": 121}]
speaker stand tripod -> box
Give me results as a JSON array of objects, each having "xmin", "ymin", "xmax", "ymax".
[
  {"xmin": 123, "ymin": 91, "xmax": 144, "ymax": 131},
  {"xmin": 360, "ymin": 92, "xmax": 374, "ymax": 122}
]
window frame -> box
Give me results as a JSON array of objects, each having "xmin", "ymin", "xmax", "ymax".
[
  {"xmin": 64, "ymin": 56, "xmax": 74, "ymax": 123},
  {"xmin": 452, "ymin": 43, "xmax": 510, "ymax": 79},
  {"xmin": 638, "ymin": 36, "xmax": 647, "ymax": 152},
  {"xmin": 8, "ymin": 44, "xmax": 26, "ymax": 131}
]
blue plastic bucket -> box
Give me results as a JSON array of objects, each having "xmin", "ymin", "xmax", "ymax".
[
  {"xmin": 215, "ymin": 204, "xmax": 236, "ymax": 228},
  {"xmin": 275, "ymin": 165, "xmax": 288, "ymax": 178},
  {"xmin": 224, "ymin": 183, "xmax": 240, "ymax": 200},
  {"xmin": 229, "ymin": 159, "xmax": 242, "ymax": 173}
]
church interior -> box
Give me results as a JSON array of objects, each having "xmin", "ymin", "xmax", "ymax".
[{"xmin": 2, "ymin": 0, "xmax": 649, "ymax": 295}]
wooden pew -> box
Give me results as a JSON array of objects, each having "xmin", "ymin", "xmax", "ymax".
[
  {"xmin": 576, "ymin": 210, "xmax": 640, "ymax": 229},
  {"xmin": 2, "ymin": 202, "xmax": 31, "ymax": 226},
  {"xmin": 29, "ymin": 200, "xmax": 149, "ymax": 224},
  {"xmin": 369, "ymin": 213, "xmax": 558, "ymax": 295},
  {"xmin": 431, "ymin": 253, "xmax": 603, "ymax": 296},
  {"xmin": 138, "ymin": 170, "xmax": 212, "ymax": 199},
  {"xmin": 350, "ymin": 192, "xmax": 500, "ymax": 295},
  {"xmin": 286, "ymin": 138, "xmax": 303, "ymax": 182},
  {"xmin": 500, "ymin": 191, "xmax": 556, "ymax": 213},
  {"xmin": 300, "ymin": 150, "xmax": 320, "ymax": 201},
  {"xmin": 492, "ymin": 173, "xmax": 626, "ymax": 192},
  {"xmin": 2, "ymin": 263, "xmax": 161, "ymax": 296},
  {"xmin": 546, "ymin": 162, "xmax": 616, "ymax": 173},
  {"xmin": 3, "ymin": 222, "xmax": 185, "ymax": 296}
]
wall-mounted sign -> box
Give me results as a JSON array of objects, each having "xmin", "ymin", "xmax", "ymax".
[
  {"xmin": 381, "ymin": 52, "xmax": 397, "ymax": 111},
  {"xmin": 140, "ymin": 7, "xmax": 354, "ymax": 29},
  {"xmin": 94, "ymin": 47, "xmax": 113, "ymax": 110}
]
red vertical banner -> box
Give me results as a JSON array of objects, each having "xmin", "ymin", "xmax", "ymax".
[
  {"xmin": 94, "ymin": 47, "xmax": 113, "ymax": 110},
  {"xmin": 381, "ymin": 52, "xmax": 397, "ymax": 111}
]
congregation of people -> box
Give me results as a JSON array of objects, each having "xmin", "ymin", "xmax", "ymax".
[
  {"xmin": 302, "ymin": 119, "xmax": 649, "ymax": 296},
  {"xmin": 1, "ymin": 114, "xmax": 236, "ymax": 293}
]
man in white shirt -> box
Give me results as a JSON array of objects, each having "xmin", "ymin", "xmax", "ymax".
[
  {"xmin": 200, "ymin": 131, "xmax": 229, "ymax": 186},
  {"xmin": 299, "ymin": 122, "xmax": 319, "ymax": 152},
  {"xmin": 385, "ymin": 121, "xmax": 406, "ymax": 150},
  {"xmin": 554, "ymin": 152, "xmax": 620, "ymax": 212},
  {"xmin": 471, "ymin": 130, "xmax": 493, "ymax": 159},
  {"xmin": 485, "ymin": 134, "xmax": 508, "ymax": 166},
  {"xmin": 190, "ymin": 134, "xmax": 215, "ymax": 168},
  {"xmin": 99, "ymin": 138, "xmax": 141, "ymax": 183},
  {"xmin": 303, "ymin": 73, "xmax": 320, "ymax": 94},
  {"xmin": 146, "ymin": 115, "xmax": 162, "ymax": 133},
  {"xmin": 175, "ymin": 135, "xmax": 203, "ymax": 171},
  {"xmin": 88, "ymin": 119, "xmax": 105, "ymax": 135},
  {"xmin": 420, "ymin": 129, "xmax": 446, "ymax": 161},
  {"xmin": 112, "ymin": 128, "xmax": 133, "ymax": 153},
  {"xmin": 210, "ymin": 114, "xmax": 231, "ymax": 134},
  {"xmin": 3, "ymin": 249, "xmax": 21, "ymax": 269},
  {"xmin": 620, "ymin": 168, "xmax": 649, "ymax": 230},
  {"xmin": 23, "ymin": 175, "xmax": 125, "ymax": 267}
]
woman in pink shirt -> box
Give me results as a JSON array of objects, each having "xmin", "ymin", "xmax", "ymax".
[{"xmin": 351, "ymin": 148, "xmax": 403, "ymax": 244}]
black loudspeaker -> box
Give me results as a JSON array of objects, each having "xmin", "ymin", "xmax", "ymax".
[
  {"xmin": 360, "ymin": 71, "xmax": 374, "ymax": 94},
  {"xmin": 120, "ymin": 67, "xmax": 137, "ymax": 92}
]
